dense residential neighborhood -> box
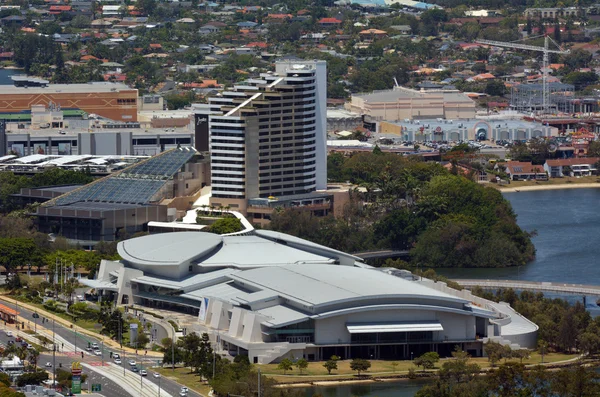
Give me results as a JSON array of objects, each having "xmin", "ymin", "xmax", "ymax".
[{"xmin": 2, "ymin": 0, "xmax": 600, "ymax": 396}]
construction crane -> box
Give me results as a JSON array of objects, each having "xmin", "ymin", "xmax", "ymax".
[{"xmin": 475, "ymin": 36, "xmax": 570, "ymax": 115}]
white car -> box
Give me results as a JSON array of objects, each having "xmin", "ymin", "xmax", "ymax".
[
  {"xmin": 45, "ymin": 362, "xmax": 52, "ymax": 368},
  {"xmin": 181, "ymin": 387, "xmax": 189, "ymax": 394},
  {"xmin": 91, "ymin": 343, "xmax": 99, "ymax": 349},
  {"xmin": 113, "ymin": 353, "xmax": 120, "ymax": 360},
  {"xmin": 5, "ymin": 331, "xmax": 12, "ymax": 337},
  {"xmin": 128, "ymin": 360, "xmax": 136, "ymax": 366},
  {"xmin": 153, "ymin": 373, "xmax": 161, "ymax": 378},
  {"xmin": 76, "ymin": 295, "xmax": 84, "ymax": 300},
  {"xmin": 94, "ymin": 349, "xmax": 102, "ymax": 356},
  {"xmin": 114, "ymin": 358, "xmax": 122, "ymax": 365},
  {"xmin": 140, "ymin": 370, "xmax": 147, "ymax": 376}
]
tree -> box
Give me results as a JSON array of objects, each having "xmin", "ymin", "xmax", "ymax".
[
  {"xmin": 295, "ymin": 358, "xmax": 308, "ymax": 374},
  {"xmin": 323, "ymin": 359, "xmax": 338, "ymax": 375},
  {"xmin": 136, "ymin": 333, "xmax": 150, "ymax": 349},
  {"xmin": 0, "ymin": 372, "xmax": 9, "ymax": 387},
  {"xmin": 485, "ymin": 80, "xmax": 507, "ymax": 97},
  {"xmin": 16, "ymin": 370, "xmax": 48, "ymax": 387},
  {"xmin": 27, "ymin": 348, "xmax": 40, "ymax": 368},
  {"xmin": 414, "ymin": 352, "xmax": 440, "ymax": 371},
  {"xmin": 587, "ymin": 141, "xmax": 600, "ymax": 158},
  {"xmin": 162, "ymin": 338, "xmax": 184, "ymax": 366},
  {"xmin": 277, "ymin": 358, "xmax": 293, "ymax": 374},
  {"xmin": 484, "ymin": 341, "xmax": 507, "ymax": 367},
  {"xmin": 178, "ymin": 332, "xmax": 201, "ymax": 371},
  {"xmin": 206, "ymin": 217, "xmax": 242, "ymax": 234},
  {"xmin": 512, "ymin": 349, "xmax": 530, "ymax": 364},
  {"xmin": 136, "ymin": 0, "xmax": 156, "ymax": 16},
  {"xmin": 350, "ymin": 358, "xmax": 371, "ymax": 376}
]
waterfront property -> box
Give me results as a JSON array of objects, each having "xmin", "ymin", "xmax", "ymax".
[
  {"xmin": 84, "ymin": 230, "xmax": 538, "ymax": 364},
  {"xmin": 544, "ymin": 158, "xmax": 600, "ymax": 177},
  {"xmin": 501, "ymin": 161, "xmax": 548, "ymax": 181}
]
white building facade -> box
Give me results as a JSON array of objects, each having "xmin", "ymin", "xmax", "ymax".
[
  {"xmin": 193, "ymin": 60, "xmax": 327, "ymax": 214},
  {"xmin": 85, "ymin": 229, "xmax": 538, "ymax": 364}
]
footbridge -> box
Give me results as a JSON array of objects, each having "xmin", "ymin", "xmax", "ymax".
[
  {"xmin": 352, "ymin": 250, "xmax": 410, "ymax": 260},
  {"xmin": 453, "ymin": 279, "xmax": 600, "ymax": 297}
]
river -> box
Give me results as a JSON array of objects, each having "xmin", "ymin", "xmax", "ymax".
[
  {"xmin": 438, "ymin": 188, "xmax": 600, "ymax": 283},
  {"xmin": 0, "ymin": 68, "xmax": 20, "ymax": 84},
  {"xmin": 302, "ymin": 188, "xmax": 600, "ymax": 397}
]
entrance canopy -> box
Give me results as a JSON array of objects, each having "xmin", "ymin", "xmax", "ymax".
[{"xmin": 346, "ymin": 321, "xmax": 443, "ymax": 334}]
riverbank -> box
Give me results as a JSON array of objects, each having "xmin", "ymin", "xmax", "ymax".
[
  {"xmin": 274, "ymin": 356, "xmax": 590, "ymax": 388},
  {"xmin": 498, "ymin": 183, "xmax": 600, "ymax": 192},
  {"xmin": 492, "ymin": 175, "xmax": 600, "ymax": 192}
]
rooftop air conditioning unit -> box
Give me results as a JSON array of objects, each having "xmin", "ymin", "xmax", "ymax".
[{"xmin": 497, "ymin": 124, "xmax": 501, "ymax": 128}]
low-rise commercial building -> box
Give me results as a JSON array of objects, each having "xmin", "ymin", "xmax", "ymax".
[
  {"xmin": 346, "ymin": 86, "xmax": 476, "ymax": 121},
  {"xmin": 34, "ymin": 147, "xmax": 209, "ymax": 245},
  {"xmin": 0, "ymin": 80, "xmax": 138, "ymax": 122},
  {"xmin": 379, "ymin": 119, "xmax": 557, "ymax": 141}
]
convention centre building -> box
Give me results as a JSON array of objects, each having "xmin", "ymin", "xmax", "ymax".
[{"xmin": 84, "ymin": 230, "xmax": 538, "ymax": 363}]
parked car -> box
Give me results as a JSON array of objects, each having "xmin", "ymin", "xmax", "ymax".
[{"xmin": 5, "ymin": 331, "xmax": 12, "ymax": 337}]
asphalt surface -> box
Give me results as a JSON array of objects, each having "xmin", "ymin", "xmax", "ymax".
[{"xmin": 3, "ymin": 303, "xmax": 203, "ymax": 397}]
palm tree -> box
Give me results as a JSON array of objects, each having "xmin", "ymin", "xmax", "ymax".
[{"xmin": 28, "ymin": 349, "xmax": 40, "ymax": 368}]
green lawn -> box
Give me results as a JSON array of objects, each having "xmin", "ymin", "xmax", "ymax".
[
  {"xmin": 259, "ymin": 353, "xmax": 579, "ymax": 382},
  {"xmin": 155, "ymin": 367, "xmax": 211, "ymax": 396}
]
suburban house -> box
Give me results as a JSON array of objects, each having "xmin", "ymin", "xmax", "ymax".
[
  {"xmin": 544, "ymin": 158, "xmax": 600, "ymax": 177},
  {"xmin": 501, "ymin": 161, "xmax": 548, "ymax": 181}
]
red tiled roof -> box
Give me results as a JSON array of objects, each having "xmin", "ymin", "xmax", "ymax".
[
  {"xmin": 49, "ymin": 5, "xmax": 71, "ymax": 11},
  {"xmin": 267, "ymin": 13, "xmax": 291, "ymax": 19},
  {"xmin": 149, "ymin": 43, "xmax": 162, "ymax": 48},
  {"xmin": 0, "ymin": 303, "xmax": 18, "ymax": 316},
  {"xmin": 546, "ymin": 157, "xmax": 600, "ymax": 166},
  {"xmin": 319, "ymin": 17, "xmax": 342, "ymax": 24},
  {"xmin": 505, "ymin": 161, "xmax": 545, "ymax": 174},
  {"xmin": 246, "ymin": 41, "xmax": 267, "ymax": 48}
]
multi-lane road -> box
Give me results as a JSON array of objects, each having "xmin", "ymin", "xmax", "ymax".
[{"xmin": 1, "ymin": 303, "xmax": 203, "ymax": 397}]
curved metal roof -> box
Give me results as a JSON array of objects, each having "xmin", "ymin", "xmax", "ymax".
[{"xmin": 118, "ymin": 232, "xmax": 223, "ymax": 266}]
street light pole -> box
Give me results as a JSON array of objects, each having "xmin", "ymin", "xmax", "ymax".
[{"xmin": 52, "ymin": 318, "xmax": 56, "ymax": 390}]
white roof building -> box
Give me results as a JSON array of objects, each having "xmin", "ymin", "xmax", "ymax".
[{"xmin": 85, "ymin": 229, "xmax": 537, "ymax": 363}]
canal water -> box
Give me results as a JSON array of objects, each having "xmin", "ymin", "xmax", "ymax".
[
  {"xmin": 0, "ymin": 68, "xmax": 20, "ymax": 84},
  {"xmin": 303, "ymin": 188, "xmax": 600, "ymax": 397},
  {"xmin": 438, "ymin": 188, "xmax": 600, "ymax": 284}
]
